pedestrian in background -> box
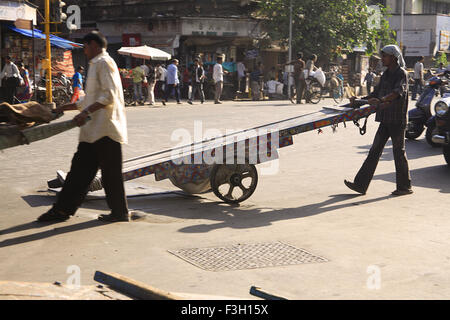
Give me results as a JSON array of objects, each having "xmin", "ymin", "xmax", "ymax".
[
  {"xmin": 188, "ymin": 58, "xmax": 205, "ymax": 104},
  {"xmin": 412, "ymin": 56, "xmax": 424, "ymax": 100},
  {"xmin": 71, "ymin": 66, "xmax": 84, "ymax": 103},
  {"xmin": 213, "ymin": 55, "xmax": 227, "ymax": 104},
  {"xmin": 131, "ymin": 64, "xmax": 145, "ymax": 105},
  {"xmin": 182, "ymin": 66, "xmax": 190, "ymax": 99},
  {"xmin": 155, "ymin": 63, "xmax": 165, "ymax": 98},
  {"xmin": 163, "ymin": 59, "xmax": 181, "ymax": 105},
  {"xmin": 16, "ymin": 62, "xmax": 31, "ymax": 101},
  {"xmin": 37, "ymin": 31, "xmax": 130, "ymax": 223},
  {"xmin": 285, "ymin": 52, "xmax": 306, "ymax": 104},
  {"xmin": 140, "ymin": 60, "xmax": 150, "ymax": 102},
  {"xmin": 250, "ymin": 62, "xmax": 263, "ymax": 101},
  {"xmin": 0, "ymin": 56, "xmax": 22, "ymax": 104},
  {"xmin": 364, "ymin": 68, "xmax": 375, "ymax": 95},
  {"xmin": 237, "ymin": 60, "xmax": 246, "ymax": 93},
  {"xmin": 146, "ymin": 62, "xmax": 156, "ymax": 106}
]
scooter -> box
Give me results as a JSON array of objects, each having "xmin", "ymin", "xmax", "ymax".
[{"xmin": 406, "ymin": 75, "xmax": 449, "ymax": 147}]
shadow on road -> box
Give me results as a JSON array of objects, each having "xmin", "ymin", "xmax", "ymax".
[
  {"xmin": 116, "ymin": 192, "xmax": 392, "ymax": 234},
  {"xmin": 356, "ymin": 139, "xmax": 442, "ymax": 161},
  {"xmin": 373, "ymin": 164, "xmax": 450, "ymax": 193},
  {"xmin": 22, "ymin": 194, "xmax": 56, "ymax": 208},
  {"xmin": 0, "ymin": 220, "xmax": 111, "ymax": 248}
]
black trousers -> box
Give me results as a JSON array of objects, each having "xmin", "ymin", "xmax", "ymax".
[
  {"xmin": 164, "ymin": 83, "xmax": 180, "ymax": 102},
  {"xmin": 366, "ymin": 82, "xmax": 372, "ymax": 95},
  {"xmin": 3, "ymin": 77, "xmax": 20, "ymax": 104},
  {"xmin": 190, "ymin": 82, "xmax": 205, "ymax": 102},
  {"xmin": 53, "ymin": 136, "xmax": 128, "ymax": 216},
  {"xmin": 412, "ymin": 79, "xmax": 423, "ymax": 100},
  {"xmin": 354, "ymin": 123, "xmax": 411, "ymax": 192},
  {"xmin": 296, "ymin": 79, "xmax": 307, "ymax": 103}
]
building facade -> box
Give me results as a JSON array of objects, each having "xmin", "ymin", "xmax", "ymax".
[
  {"xmin": 386, "ymin": 0, "xmax": 450, "ymax": 66},
  {"xmin": 61, "ymin": 0, "xmax": 269, "ymax": 70}
]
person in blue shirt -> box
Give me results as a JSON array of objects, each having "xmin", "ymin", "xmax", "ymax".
[
  {"xmin": 71, "ymin": 66, "xmax": 84, "ymax": 103},
  {"xmin": 162, "ymin": 59, "xmax": 181, "ymax": 105}
]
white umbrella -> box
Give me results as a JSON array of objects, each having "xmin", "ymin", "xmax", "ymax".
[{"xmin": 117, "ymin": 45, "xmax": 172, "ymax": 61}]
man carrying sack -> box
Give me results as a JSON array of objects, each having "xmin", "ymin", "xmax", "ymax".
[
  {"xmin": 38, "ymin": 31, "xmax": 130, "ymax": 223},
  {"xmin": 344, "ymin": 45, "xmax": 412, "ymax": 197}
]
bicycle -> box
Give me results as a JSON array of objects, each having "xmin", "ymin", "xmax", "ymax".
[
  {"xmin": 331, "ymin": 74, "xmax": 345, "ymax": 104},
  {"xmin": 304, "ymin": 78, "xmax": 322, "ymax": 104}
]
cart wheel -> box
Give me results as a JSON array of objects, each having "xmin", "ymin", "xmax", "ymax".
[{"xmin": 210, "ymin": 164, "xmax": 258, "ymax": 204}]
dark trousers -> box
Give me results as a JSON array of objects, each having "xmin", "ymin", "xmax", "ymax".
[
  {"xmin": 164, "ymin": 83, "xmax": 180, "ymax": 102},
  {"xmin": 296, "ymin": 79, "xmax": 306, "ymax": 103},
  {"xmin": 238, "ymin": 76, "xmax": 246, "ymax": 93},
  {"xmin": 155, "ymin": 80, "xmax": 164, "ymax": 98},
  {"xmin": 190, "ymin": 82, "xmax": 205, "ymax": 102},
  {"xmin": 53, "ymin": 137, "xmax": 128, "ymax": 216},
  {"xmin": 366, "ymin": 82, "xmax": 372, "ymax": 95},
  {"xmin": 412, "ymin": 79, "xmax": 423, "ymax": 100},
  {"xmin": 354, "ymin": 123, "xmax": 411, "ymax": 192},
  {"xmin": 3, "ymin": 77, "xmax": 20, "ymax": 104}
]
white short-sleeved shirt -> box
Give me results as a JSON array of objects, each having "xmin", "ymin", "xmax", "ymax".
[
  {"xmin": 76, "ymin": 50, "xmax": 128, "ymax": 144},
  {"xmin": 213, "ymin": 63, "xmax": 223, "ymax": 83}
]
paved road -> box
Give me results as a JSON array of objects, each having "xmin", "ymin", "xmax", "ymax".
[{"xmin": 0, "ymin": 98, "xmax": 449, "ymax": 299}]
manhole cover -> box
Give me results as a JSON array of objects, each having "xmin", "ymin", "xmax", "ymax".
[{"xmin": 168, "ymin": 242, "xmax": 327, "ymax": 271}]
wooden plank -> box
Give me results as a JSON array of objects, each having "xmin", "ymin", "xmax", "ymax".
[
  {"xmin": 94, "ymin": 271, "xmax": 183, "ymax": 300},
  {"xmin": 249, "ymin": 286, "xmax": 288, "ymax": 300}
]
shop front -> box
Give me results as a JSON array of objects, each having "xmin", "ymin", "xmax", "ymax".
[{"xmin": 0, "ymin": 1, "xmax": 37, "ymax": 72}]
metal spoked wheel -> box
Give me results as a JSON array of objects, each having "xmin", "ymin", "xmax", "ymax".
[
  {"xmin": 124, "ymin": 88, "xmax": 134, "ymax": 106},
  {"xmin": 308, "ymin": 81, "xmax": 322, "ymax": 104},
  {"xmin": 210, "ymin": 164, "xmax": 258, "ymax": 204},
  {"xmin": 332, "ymin": 86, "xmax": 344, "ymax": 103}
]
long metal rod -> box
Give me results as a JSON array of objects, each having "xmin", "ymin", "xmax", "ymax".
[
  {"xmin": 45, "ymin": 0, "xmax": 53, "ymax": 103},
  {"xmin": 288, "ymin": 0, "xmax": 293, "ymax": 99},
  {"xmin": 400, "ymin": 0, "xmax": 404, "ymax": 51}
]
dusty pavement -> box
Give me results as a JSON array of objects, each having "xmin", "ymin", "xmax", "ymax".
[{"xmin": 0, "ymin": 98, "xmax": 449, "ymax": 300}]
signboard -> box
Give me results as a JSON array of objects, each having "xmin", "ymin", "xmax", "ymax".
[
  {"xmin": 14, "ymin": 19, "xmax": 32, "ymax": 30},
  {"xmin": 182, "ymin": 18, "xmax": 260, "ymax": 38},
  {"xmin": 397, "ymin": 30, "xmax": 431, "ymax": 56},
  {"xmin": 0, "ymin": 1, "xmax": 36, "ymax": 24},
  {"xmin": 440, "ymin": 30, "xmax": 450, "ymax": 52},
  {"xmin": 122, "ymin": 34, "xmax": 141, "ymax": 47}
]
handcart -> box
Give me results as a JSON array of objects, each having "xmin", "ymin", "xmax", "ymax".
[{"xmin": 49, "ymin": 100, "xmax": 376, "ymax": 204}]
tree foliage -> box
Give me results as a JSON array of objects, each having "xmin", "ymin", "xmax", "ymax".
[
  {"xmin": 433, "ymin": 52, "xmax": 448, "ymax": 68},
  {"xmin": 256, "ymin": 0, "xmax": 396, "ymax": 59}
]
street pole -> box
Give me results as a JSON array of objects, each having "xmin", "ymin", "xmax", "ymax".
[
  {"xmin": 45, "ymin": 0, "xmax": 53, "ymax": 104},
  {"xmin": 288, "ymin": 0, "xmax": 293, "ymax": 100},
  {"xmin": 400, "ymin": 0, "xmax": 404, "ymax": 51}
]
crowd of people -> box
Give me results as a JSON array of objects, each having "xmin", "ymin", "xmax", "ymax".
[
  {"xmin": 124, "ymin": 54, "xmax": 232, "ymax": 106},
  {"xmin": 5, "ymin": 47, "xmax": 449, "ymax": 108},
  {"xmin": 0, "ymin": 56, "xmax": 32, "ymax": 104}
]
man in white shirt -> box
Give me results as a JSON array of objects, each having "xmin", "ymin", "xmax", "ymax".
[
  {"xmin": 236, "ymin": 61, "xmax": 246, "ymax": 93},
  {"xmin": 155, "ymin": 63, "xmax": 165, "ymax": 99},
  {"xmin": 38, "ymin": 31, "xmax": 130, "ymax": 223},
  {"xmin": 0, "ymin": 56, "xmax": 22, "ymax": 104},
  {"xmin": 213, "ymin": 55, "xmax": 227, "ymax": 104},
  {"xmin": 266, "ymin": 78, "xmax": 283, "ymax": 95},
  {"xmin": 412, "ymin": 56, "xmax": 424, "ymax": 100},
  {"xmin": 140, "ymin": 61, "xmax": 149, "ymax": 102}
]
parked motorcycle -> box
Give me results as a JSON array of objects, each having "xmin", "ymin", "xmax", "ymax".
[
  {"xmin": 33, "ymin": 77, "xmax": 72, "ymax": 105},
  {"xmin": 406, "ymin": 74, "xmax": 449, "ymax": 147},
  {"xmin": 431, "ymin": 94, "xmax": 450, "ymax": 165}
]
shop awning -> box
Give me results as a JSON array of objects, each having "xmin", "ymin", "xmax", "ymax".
[
  {"xmin": 6, "ymin": 25, "xmax": 82, "ymax": 50},
  {"xmin": 118, "ymin": 45, "xmax": 171, "ymax": 61}
]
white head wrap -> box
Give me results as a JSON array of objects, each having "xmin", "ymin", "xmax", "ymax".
[{"xmin": 381, "ymin": 45, "xmax": 406, "ymax": 68}]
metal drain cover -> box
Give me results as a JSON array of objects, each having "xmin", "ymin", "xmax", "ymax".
[{"xmin": 168, "ymin": 241, "xmax": 327, "ymax": 271}]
